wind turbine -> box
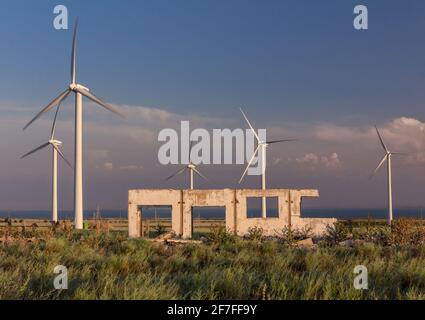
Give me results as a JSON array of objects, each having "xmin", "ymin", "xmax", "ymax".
[
  {"xmin": 21, "ymin": 104, "xmax": 72, "ymax": 223},
  {"xmin": 23, "ymin": 20, "xmax": 123, "ymax": 229},
  {"xmin": 165, "ymin": 142, "xmax": 208, "ymax": 189},
  {"xmin": 371, "ymin": 126, "xmax": 404, "ymax": 225},
  {"xmin": 239, "ymin": 108, "xmax": 296, "ymax": 218}
]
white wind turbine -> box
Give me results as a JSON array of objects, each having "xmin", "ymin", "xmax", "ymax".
[
  {"xmin": 23, "ymin": 20, "xmax": 123, "ymax": 229},
  {"xmin": 21, "ymin": 104, "xmax": 72, "ymax": 223},
  {"xmin": 165, "ymin": 142, "xmax": 208, "ymax": 189},
  {"xmin": 371, "ymin": 126, "xmax": 404, "ymax": 225},
  {"xmin": 239, "ymin": 108, "xmax": 296, "ymax": 218}
]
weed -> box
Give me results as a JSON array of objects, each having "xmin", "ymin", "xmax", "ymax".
[
  {"xmin": 245, "ymin": 226, "xmax": 264, "ymax": 242},
  {"xmin": 208, "ymin": 225, "xmax": 235, "ymax": 245}
]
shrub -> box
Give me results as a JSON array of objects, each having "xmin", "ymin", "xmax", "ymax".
[
  {"xmin": 276, "ymin": 225, "xmax": 313, "ymax": 246},
  {"xmin": 353, "ymin": 224, "xmax": 391, "ymax": 245},
  {"xmin": 349, "ymin": 219, "xmax": 425, "ymax": 247},
  {"xmin": 245, "ymin": 226, "xmax": 264, "ymax": 242},
  {"xmin": 323, "ymin": 222, "xmax": 349, "ymax": 246},
  {"xmin": 152, "ymin": 224, "xmax": 167, "ymax": 238},
  {"xmin": 391, "ymin": 218, "xmax": 425, "ymax": 246},
  {"xmin": 297, "ymin": 225, "xmax": 313, "ymax": 240},
  {"xmin": 410, "ymin": 228, "xmax": 425, "ymax": 246},
  {"xmin": 275, "ymin": 226, "xmax": 297, "ymax": 246},
  {"xmin": 208, "ymin": 225, "xmax": 235, "ymax": 245}
]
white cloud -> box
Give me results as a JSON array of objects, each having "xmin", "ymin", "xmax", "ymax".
[
  {"xmin": 295, "ymin": 152, "xmax": 342, "ymax": 170},
  {"xmin": 103, "ymin": 162, "xmax": 113, "ymax": 170},
  {"xmin": 322, "ymin": 153, "xmax": 342, "ymax": 169},
  {"xmin": 3, "ymin": 98, "xmax": 425, "ymax": 180},
  {"xmin": 314, "ymin": 117, "xmax": 425, "ymax": 164}
]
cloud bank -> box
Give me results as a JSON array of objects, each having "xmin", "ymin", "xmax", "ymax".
[{"xmin": 1, "ymin": 100, "xmax": 425, "ymax": 209}]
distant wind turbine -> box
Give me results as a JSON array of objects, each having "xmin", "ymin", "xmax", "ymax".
[
  {"xmin": 165, "ymin": 142, "xmax": 208, "ymax": 189},
  {"xmin": 371, "ymin": 126, "xmax": 404, "ymax": 225},
  {"xmin": 239, "ymin": 108, "xmax": 296, "ymax": 218},
  {"xmin": 23, "ymin": 19, "xmax": 123, "ymax": 229},
  {"xmin": 21, "ymin": 104, "xmax": 72, "ymax": 223}
]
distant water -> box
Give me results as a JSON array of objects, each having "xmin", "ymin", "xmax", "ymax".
[
  {"xmin": 1, "ymin": 208, "xmax": 424, "ymax": 220},
  {"xmin": 302, "ymin": 208, "xmax": 425, "ymax": 220},
  {"xmin": 0, "ymin": 210, "xmax": 127, "ymax": 220}
]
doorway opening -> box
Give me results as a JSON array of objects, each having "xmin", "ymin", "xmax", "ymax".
[{"xmin": 139, "ymin": 205, "xmax": 172, "ymax": 238}]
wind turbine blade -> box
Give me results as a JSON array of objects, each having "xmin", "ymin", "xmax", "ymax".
[
  {"xmin": 371, "ymin": 155, "xmax": 388, "ymax": 178},
  {"xmin": 71, "ymin": 18, "xmax": 79, "ymax": 83},
  {"xmin": 75, "ymin": 87, "xmax": 124, "ymax": 117},
  {"xmin": 375, "ymin": 126, "xmax": 389, "ymax": 153},
  {"xmin": 23, "ymin": 89, "xmax": 70, "ymax": 130},
  {"xmin": 193, "ymin": 167, "xmax": 208, "ymax": 181},
  {"xmin": 266, "ymin": 139, "xmax": 297, "ymax": 144},
  {"xmin": 50, "ymin": 99, "xmax": 63, "ymax": 139},
  {"xmin": 240, "ymin": 108, "xmax": 260, "ymax": 142},
  {"xmin": 238, "ymin": 144, "xmax": 261, "ymax": 184},
  {"xmin": 20, "ymin": 142, "xmax": 50, "ymax": 159},
  {"xmin": 53, "ymin": 145, "xmax": 73, "ymax": 169},
  {"xmin": 165, "ymin": 167, "xmax": 187, "ymax": 181}
]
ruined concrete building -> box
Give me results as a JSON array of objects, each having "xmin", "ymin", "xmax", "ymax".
[{"xmin": 128, "ymin": 188, "xmax": 336, "ymax": 239}]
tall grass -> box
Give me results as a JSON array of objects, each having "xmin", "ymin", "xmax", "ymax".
[{"xmin": 1, "ymin": 227, "xmax": 425, "ymax": 299}]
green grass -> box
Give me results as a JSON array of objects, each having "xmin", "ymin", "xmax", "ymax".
[{"xmin": 1, "ymin": 230, "xmax": 425, "ymax": 299}]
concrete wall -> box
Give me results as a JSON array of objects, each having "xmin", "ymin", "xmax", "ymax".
[
  {"xmin": 128, "ymin": 188, "xmax": 336, "ymax": 238},
  {"xmin": 128, "ymin": 189, "xmax": 182, "ymax": 237},
  {"xmin": 182, "ymin": 189, "xmax": 235, "ymax": 239}
]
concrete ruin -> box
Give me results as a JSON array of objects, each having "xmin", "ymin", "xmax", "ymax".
[{"xmin": 128, "ymin": 188, "xmax": 336, "ymax": 239}]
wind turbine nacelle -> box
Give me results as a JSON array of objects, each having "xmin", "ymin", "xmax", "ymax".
[
  {"xmin": 69, "ymin": 83, "xmax": 90, "ymax": 92},
  {"xmin": 49, "ymin": 139, "xmax": 62, "ymax": 146}
]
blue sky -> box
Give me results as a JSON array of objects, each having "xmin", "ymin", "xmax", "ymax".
[
  {"xmin": 2, "ymin": 0, "xmax": 425, "ymax": 122},
  {"xmin": 2, "ymin": 0, "xmax": 425, "ymax": 211}
]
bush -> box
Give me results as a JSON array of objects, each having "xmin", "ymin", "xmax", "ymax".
[
  {"xmin": 363, "ymin": 226, "xmax": 393, "ymax": 246},
  {"xmin": 276, "ymin": 225, "xmax": 313, "ymax": 246},
  {"xmin": 391, "ymin": 219, "xmax": 425, "ymax": 246},
  {"xmin": 208, "ymin": 225, "xmax": 235, "ymax": 245},
  {"xmin": 323, "ymin": 222, "xmax": 349, "ymax": 246},
  {"xmin": 344, "ymin": 219, "xmax": 425, "ymax": 247},
  {"xmin": 245, "ymin": 226, "xmax": 264, "ymax": 242},
  {"xmin": 152, "ymin": 224, "xmax": 167, "ymax": 238}
]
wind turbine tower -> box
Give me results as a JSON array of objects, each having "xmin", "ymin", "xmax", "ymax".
[
  {"xmin": 165, "ymin": 142, "xmax": 208, "ymax": 189},
  {"xmin": 23, "ymin": 20, "xmax": 123, "ymax": 229},
  {"xmin": 21, "ymin": 105, "xmax": 72, "ymax": 223},
  {"xmin": 371, "ymin": 126, "xmax": 404, "ymax": 225},
  {"xmin": 239, "ymin": 108, "xmax": 295, "ymax": 218}
]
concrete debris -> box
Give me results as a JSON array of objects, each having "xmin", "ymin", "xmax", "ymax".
[{"xmin": 296, "ymin": 238, "xmax": 314, "ymax": 247}]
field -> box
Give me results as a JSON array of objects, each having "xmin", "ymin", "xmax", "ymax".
[
  {"xmin": 0, "ymin": 218, "xmax": 225, "ymax": 237},
  {"xmin": 1, "ymin": 218, "xmax": 425, "ymax": 299}
]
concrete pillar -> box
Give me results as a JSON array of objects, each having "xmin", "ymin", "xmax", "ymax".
[
  {"xmin": 171, "ymin": 201, "xmax": 183, "ymax": 237},
  {"xmin": 224, "ymin": 189, "xmax": 237, "ymax": 234},
  {"xmin": 278, "ymin": 189, "xmax": 290, "ymax": 224},
  {"xmin": 128, "ymin": 192, "xmax": 141, "ymax": 237}
]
